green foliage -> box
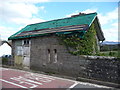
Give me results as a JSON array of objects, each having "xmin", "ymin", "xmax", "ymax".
[
  {"xmin": 2, "ymin": 57, "xmax": 8, "ymax": 64},
  {"xmin": 95, "ymin": 53, "xmax": 106, "ymax": 56},
  {"xmin": 97, "ymin": 51, "xmax": 120, "ymax": 58},
  {"xmin": 45, "ymin": 71, "xmax": 56, "ymax": 75},
  {"xmin": 58, "ymin": 23, "xmax": 98, "ymax": 55},
  {"xmin": 109, "ymin": 52, "xmax": 116, "ymax": 56},
  {"xmin": 100, "ymin": 45, "xmax": 119, "ymax": 51}
]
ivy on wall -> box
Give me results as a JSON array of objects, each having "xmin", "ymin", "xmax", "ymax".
[{"xmin": 58, "ymin": 23, "xmax": 99, "ymax": 55}]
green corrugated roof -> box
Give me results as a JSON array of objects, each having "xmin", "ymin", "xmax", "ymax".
[{"xmin": 8, "ymin": 13, "xmax": 97, "ymax": 40}]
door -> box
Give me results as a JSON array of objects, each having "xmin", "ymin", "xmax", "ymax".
[{"xmin": 22, "ymin": 40, "xmax": 30, "ymax": 69}]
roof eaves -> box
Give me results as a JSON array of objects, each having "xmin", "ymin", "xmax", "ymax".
[
  {"xmin": 95, "ymin": 17, "xmax": 105, "ymax": 41},
  {"xmin": 89, "ymin": 13, "xmax": 97, "ymax": 27}
]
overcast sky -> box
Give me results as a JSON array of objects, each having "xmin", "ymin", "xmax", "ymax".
[{"xmin": 0, "ymin": 0, "xmax": 119, "ymax": 42}]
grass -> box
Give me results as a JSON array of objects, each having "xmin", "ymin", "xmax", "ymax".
[{"xmin": 97, "ymin": 50, "xmax": 120, "ymax": 58}]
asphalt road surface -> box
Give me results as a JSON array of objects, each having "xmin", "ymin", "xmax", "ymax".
[{"xmin": 0, "ymin": 67, "xmax": 111, "ymax": 89}]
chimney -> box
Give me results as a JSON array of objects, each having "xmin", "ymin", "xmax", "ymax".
[
  {"xmin": 71, "ymin": 12, "xmax": 86, "ymax": 17},
  {"xmin": 79, "ymin": 12, "xmax": 85, "ymax": 15}
]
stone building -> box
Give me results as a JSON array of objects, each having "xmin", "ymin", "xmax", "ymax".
[{"xmin": 8, "ymin": 12, "xmax": 105, "ymax": 72}]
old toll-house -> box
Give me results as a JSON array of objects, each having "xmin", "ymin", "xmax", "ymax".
[{"xmin": 9, "ymin": 12, "xmax": 105, "ymax": 76}]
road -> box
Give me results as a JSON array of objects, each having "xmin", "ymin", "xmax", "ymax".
[{"xmin": 0, "ymin": 67, "xmax": 111, "ymax": 89}]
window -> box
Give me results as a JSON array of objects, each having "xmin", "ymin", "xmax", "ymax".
[
  {"xmin": 23, "ymin": 40, "xmax": 29, "ymax": 45},
  {"xmin": 54, "ymin": 49, "xmax": 57, "ymax": 63},
  {"xmin": 48, "ymin": 49, "xmax": 50, "ymax": 62}
]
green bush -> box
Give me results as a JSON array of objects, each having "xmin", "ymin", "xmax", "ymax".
[
  {"xmin": 95, "ymin": 53, "xmax": 106, "ymax": 56},
  {"xmin": 109, "ymin": 52, "xmax": 116, "ymax": 56},
  {"xmin": 2, "ymin": 57, "xmax": 8, "ymax": 65}
]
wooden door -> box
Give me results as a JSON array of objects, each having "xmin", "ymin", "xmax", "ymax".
[
  {"xmin": 23, "ymin": 47, "xmax": 30, "ymax": 68},
  {"xmin": 22, "ymin": 40, "xmax": 30, "ymax": 69}
]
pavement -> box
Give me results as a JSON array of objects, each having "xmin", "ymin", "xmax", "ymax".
[{"xmin": 0, "ymin": 67, "xmax": 113, "ymax": 89}]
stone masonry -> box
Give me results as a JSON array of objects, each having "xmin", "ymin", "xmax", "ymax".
[
  {"xmin": 29, "ymin": 35, "xmax": 120, "ymax": 84},
  {"xmin": 12, "ymin": 35, "xmax": 120, "ymax": 84}
]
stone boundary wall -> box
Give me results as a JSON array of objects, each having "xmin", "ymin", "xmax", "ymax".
[
  {"xmin": 31, "ymin": 55, "xmax": 120, "ymax": 84},
  {"xmin": 78, "ymin": 56, "xmax": 120, "ymax": 84}
]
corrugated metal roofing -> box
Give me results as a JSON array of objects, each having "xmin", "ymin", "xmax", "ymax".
[{"xmin": 8, "ymin": 13, "xmax": 97, "ymax": 40}]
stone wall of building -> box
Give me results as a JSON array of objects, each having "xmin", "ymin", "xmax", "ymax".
[
  {"xmin": 30, "ymin": 35, "xmax": 120, "ymax": 84},
  {"xmin": 30, "ymin": 35, "xmax": 68, "ymax": 72}
]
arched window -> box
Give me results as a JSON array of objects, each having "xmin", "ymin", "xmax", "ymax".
[
  {"xmin": 54, "ymin": 49, "xmax": 57, "ymax": 63},
  {"xmin": 48, "ymin": 49, "xmax": 50, "ymax": 62}
]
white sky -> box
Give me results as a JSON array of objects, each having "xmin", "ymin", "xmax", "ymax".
[{"xmin": 0, "ymin": 43, "xmax": 11, "ymax": 56}]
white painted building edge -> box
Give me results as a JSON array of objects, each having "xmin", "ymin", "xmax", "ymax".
[{"xmin": 0, "ymin": 43, "xmax": 11, "ymax": 57}]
